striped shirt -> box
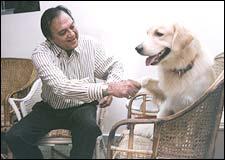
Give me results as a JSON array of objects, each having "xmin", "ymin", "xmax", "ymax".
[{"xmin": 32, "ymin": 35, "xmax": 124, "ymax": 109}]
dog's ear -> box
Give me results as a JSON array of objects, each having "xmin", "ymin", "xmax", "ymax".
[{"xmin": 172, "ymin": 23, "xmax": 193, "ymax": 51}]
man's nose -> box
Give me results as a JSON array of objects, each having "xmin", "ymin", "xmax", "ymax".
[{"xmin": 67, "ymin": 29, "xmax": 74, "ymax": 38}]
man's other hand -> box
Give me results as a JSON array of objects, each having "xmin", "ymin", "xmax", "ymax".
[{"xmin": 99, "ymin": 95, "xmax": 113, "ymax": 108}]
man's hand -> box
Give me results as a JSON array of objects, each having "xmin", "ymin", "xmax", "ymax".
[
  {"xmin": 108, "ymin": 79, "xmax": 141, "ymax": 98},
  {"xmin": 99, "ymin": 95, "xmax": 113, "ymax": 108}
]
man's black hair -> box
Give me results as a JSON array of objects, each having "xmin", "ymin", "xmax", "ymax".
[{"xmin": 41, "ymin": 5, "xmax": 74, "ymax": 39}]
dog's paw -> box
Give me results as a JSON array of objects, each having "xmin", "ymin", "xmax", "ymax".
[{"xmin": 137, "ymin": 77, "xmax": 156, "ymax": 87}]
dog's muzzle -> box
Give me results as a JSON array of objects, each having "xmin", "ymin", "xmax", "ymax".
[
  {"xmin": 147, "ymin": 47, "xmax": 171, "ymax": 65},
  {"xmin": 157, "ymin": 47, "xmax": 171, "ymax": 63},
  {"xmin": 135, "ymin": 44, "xmax": 144, "ymax": 55},
  {"xmin": 135, "ymin": 45, "xmax": 171, "ymax": 65}
]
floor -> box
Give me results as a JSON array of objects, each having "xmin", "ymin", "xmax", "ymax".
[
  {"xmin": 39, "ymin": 144, "xmax": 106, "ymax": 159},
  {"xmin": 1, "ymin": 132, "xmax": 224, "ymax": 159},
  {"xmin": 1, "ymin": 132, "xmax": 107, "ymax": 159},
  {"xmin": 39, "ymin": 145, "xmax": 71, "ymax": 159}
]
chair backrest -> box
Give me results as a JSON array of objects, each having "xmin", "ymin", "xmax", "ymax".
[
  {"xmin": 1, "ymin": 58, "xmax": 37, "ymax": 129},
  {"xmin": 212, "ymin": 52, "xmax": 224, "ymax": 78},
  {"xmin": 153, "ymin": 54, "xmax": 224, "ymax": 159}
]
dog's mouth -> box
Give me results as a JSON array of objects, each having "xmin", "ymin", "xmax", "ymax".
[{"xmin": 146, "ymin": 47, "xmax": 171, "ymax": 66}]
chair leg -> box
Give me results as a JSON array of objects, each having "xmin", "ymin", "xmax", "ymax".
[
  {"xmin": 100, "ymin": 138, "xmax": 107, "ymax": 157},
  {"xmin": 95, "ymin": 136, "xmax": 107, "ymax": 159},
  {"xmin": 7, "ymin": 146, "xmax": 13, "ymax": 159},
  {"xmin": 94, "ymin": 137, "xmax": 100, "ymax": 159},
  {"xmin": 50, "ymin": 146, "xmax": 54, "ymax": 159},
  {"xmin": 51, "ymin": 146, "xmax": 69, "ymax": 159},
  {"xmin": 1, "ymin": 154, "xmax": 7, "ymax": 159}
]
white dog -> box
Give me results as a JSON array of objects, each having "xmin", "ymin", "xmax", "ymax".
[
  {"xmin": 132, "ymin": 23, "xmax": 215, "ymax": 138},
  {"xmin": 136, "ymin": 23, "xmax": 215, "ymax": 118}
]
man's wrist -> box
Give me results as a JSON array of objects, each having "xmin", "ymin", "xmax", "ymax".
[{"xmin": 102, "ymin": 84, "xmax": 109, "ymax": 97}]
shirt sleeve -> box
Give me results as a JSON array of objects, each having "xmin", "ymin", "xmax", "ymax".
[
  {"xmin": 32, "ymin": 46, "xmax": 105, "ymax": 102},
  {"xmin": 94, "ymin": 41, "xmax": 124, "ymax": 83}
]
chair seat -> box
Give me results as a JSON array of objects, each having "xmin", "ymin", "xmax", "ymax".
[
  {"xmin": 47, "ymin": 129, "xmax": 72, "ymax": 138},
  {"xmin": 38, "ymin": 129, "xmax": 72, "ymax": 146},
  {"xmin": 113, "ymin": 131, "xmax": 153, "ymax": 159}
]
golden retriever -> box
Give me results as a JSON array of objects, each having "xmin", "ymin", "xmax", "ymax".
[
  {"xmin": 135, "ymin": 23, "xmax": 215, "ymax": 118},
  {"xmin": 114, "ymin": 24, "xmax": 217, "ymax": 158}
]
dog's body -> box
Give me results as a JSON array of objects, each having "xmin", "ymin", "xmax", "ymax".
[{"xmin": 136, "ymin": 23, "xmax": 215, "ymax": 118}]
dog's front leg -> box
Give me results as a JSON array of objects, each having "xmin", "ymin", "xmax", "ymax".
[{"xmin": 141, "ymin": 78, "xmax": 166, "ymax": 105}]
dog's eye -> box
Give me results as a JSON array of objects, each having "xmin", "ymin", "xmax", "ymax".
[{"xmin": 154, "ymin": 31, "xmax": 164, "ymax": 37}]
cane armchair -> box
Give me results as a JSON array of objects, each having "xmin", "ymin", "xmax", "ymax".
[
  {"xmin": 107, "ymin": 52, "xmax": 224, "ymax": 159},
  {"xmin": 212, "ymin": 52, "xmax": 224, "ymax": 77},
  {"xmin": 1, "ymin": 58, "xmax": 37, "ymax": 132},
  {"xmin": 1, "ymin": 58, "xmax": 38, "ymax": 159},
  {"xmin": 8, "ymin": 78, "xmax": 107, "ymax": 159}
]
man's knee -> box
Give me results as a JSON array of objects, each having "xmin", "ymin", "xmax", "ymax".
[
  {"xmin": 86, "ymin": 122, "xmax": 102, "ymax": 137},
  {"xmin": 5, "ymin": 125, "xmax": 37, "ymax": 147},
  {"xmin": 72, "ymin": 121, "xmax": 102, "ymax": 138}
]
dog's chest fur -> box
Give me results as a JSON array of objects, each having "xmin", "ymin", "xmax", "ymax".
[{"xmin": 158, "ymin": 58, "xmax": 215, "ymax": 110}]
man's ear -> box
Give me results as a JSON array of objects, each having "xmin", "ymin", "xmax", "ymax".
[{"xmin": 172, "ymin": 23, "xmax": 193, "ymax": 52}]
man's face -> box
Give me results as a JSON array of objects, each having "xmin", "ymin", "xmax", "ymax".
[{"xmin": 50, "ymin": 11, "xmax": 79, "ymax": 51}]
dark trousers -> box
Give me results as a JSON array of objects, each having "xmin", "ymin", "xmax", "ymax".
[{"xmin": 5, "ymin": 101, "xmax": 102, "ymax": 159}]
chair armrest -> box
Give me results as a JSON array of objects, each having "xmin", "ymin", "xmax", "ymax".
[
  {"xmin": 8, "ymin": 98, "xmax": 23, "ymax": 121},
  {"xmin": 3, "ymin": 81, "xmax": 35, "ymax": 127},
  {"xmin": 107, "ymin": 118, "xmax": 160, "ymax": 159},
  {"xmin": 127, "ymin": 93, "xmax": 159, "ymax": 119},
  {"xmin": 8, "ymin": 79, "xmax": 42, "ymax": 121}
]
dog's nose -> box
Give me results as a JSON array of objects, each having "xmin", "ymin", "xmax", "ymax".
[{"xmin": 135, "ymin": 44, "xmax": 143, "ymax": 54}]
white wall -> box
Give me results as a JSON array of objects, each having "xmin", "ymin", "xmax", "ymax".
[{"xmin": 1, "ymin": 1, "xmax": 224, "ymax": 134}]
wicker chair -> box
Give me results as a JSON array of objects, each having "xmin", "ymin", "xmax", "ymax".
[
  {"xmin": 1, "ymin": 58, "xmax": 37, "ymax": 159},
  {"xmin": 2, "ymin": 58, "xmax": 106, "ymax": 158},
  {"xmin": 1, "ymin": 58, "xmax": 37, "ymax": 132},
  {"xmin": 107, "ymin": 52, "xmax": 224, "ymax": 159}
]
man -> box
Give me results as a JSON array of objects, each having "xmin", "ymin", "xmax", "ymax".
[{"xmin": 5, "ymin": 5, "xmax": 141, "ymax": 159}]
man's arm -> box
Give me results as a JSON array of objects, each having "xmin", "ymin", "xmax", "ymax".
[
  {"xmin": 93, "ymin": 40, "xmax": 142, "ymax": 99},
  {"xmin": 32, "ymin": 42, "xmax": 141, "ymax": 103},
  {"xmin": 94, "ymin": 41, "xmax": 124, "ymax": 83}
]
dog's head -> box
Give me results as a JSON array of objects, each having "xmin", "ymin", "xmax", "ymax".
[{"xmin": 135, "ymin": 23, "xmax": 193, "ymax": 66}]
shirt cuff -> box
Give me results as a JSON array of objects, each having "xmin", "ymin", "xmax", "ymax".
[{"xmin": 88, "ymin": 83, "xmax": 105, "ymax": 100}]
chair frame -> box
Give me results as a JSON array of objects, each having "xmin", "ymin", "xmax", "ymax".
[{"xmin": 1, "ymin": 58, "xmax": 37, "ymax": 132}]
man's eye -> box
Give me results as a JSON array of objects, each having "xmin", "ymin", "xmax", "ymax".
[
  {"xmin": 59, "ymin": 31, "xmax": 66, "ymax": 36},
  {"xmin": 154, "ymin": 31, "xmax": 164, "ymax": 37}
]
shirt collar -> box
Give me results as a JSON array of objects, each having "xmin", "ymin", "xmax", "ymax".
[{"xmin": 47, "ymin": 40, "xmax": 80, "ymax": 58}]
